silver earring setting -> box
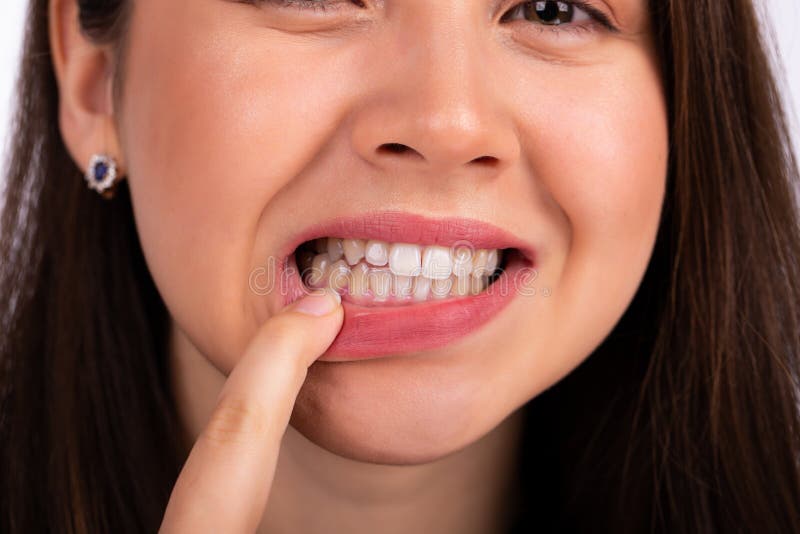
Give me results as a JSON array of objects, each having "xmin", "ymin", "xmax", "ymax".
[{"xmin": 85, "ymin": 153, "xmax": 119, "ymax": 197}]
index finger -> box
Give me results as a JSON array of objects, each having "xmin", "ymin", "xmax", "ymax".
[{"xmin": 159, "ymin": 290, "xmax": 344, "ymax": 533}]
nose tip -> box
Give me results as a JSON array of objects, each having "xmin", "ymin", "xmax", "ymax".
[
  {"xmin": 352, "ymin": 92, "xmax": 520, "ymax": 175},
  {"xmin": 373, "ymin": 113, "xmax": 506, "ymax": 169}
]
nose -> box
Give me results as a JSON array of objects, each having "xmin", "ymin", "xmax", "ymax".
[{"xmin": 349, "ymin": 9, "xmax": 521, "ymax": 177}]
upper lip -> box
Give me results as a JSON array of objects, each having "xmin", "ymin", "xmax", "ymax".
[{"xmin": 276, "ymin": 210, "xmax": 537, "ymax": 266}]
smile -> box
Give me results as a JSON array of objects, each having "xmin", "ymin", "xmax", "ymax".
[{"xmin": 276, "ymin": 212, "xmax": 536, "ymax": 361}]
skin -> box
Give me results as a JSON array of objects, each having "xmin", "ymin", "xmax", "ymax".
[{"xmin": 51, "ymin": 0, "xmax": 667, "ymax": 532}]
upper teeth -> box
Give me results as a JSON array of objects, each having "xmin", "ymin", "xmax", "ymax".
[
  {"xmin": 300, "ymin": 237, "xmax": 503, "ymax": 301},
  {"xmin": 311, "ymin": 238, "xmax": 500, "ymax": 277},
  {"xmin": 389, "ymin": 243, "xmax": 423, "ymax": 277},
  {"xmin": 365, "ymin": 240, "xmax": 390, "ymax": 267}
]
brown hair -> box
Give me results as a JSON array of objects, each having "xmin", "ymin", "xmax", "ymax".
[{"xmin": 2, "ymin": 1, "xmax": 799, "ymax": 532}]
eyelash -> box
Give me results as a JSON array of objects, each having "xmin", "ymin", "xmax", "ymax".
[{"xmin": 254, "ymin": 0, "xmax": 618, "ymax": 35}]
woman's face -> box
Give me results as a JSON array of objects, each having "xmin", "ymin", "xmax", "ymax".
[{"xmin": 120, "ymin": 0, "xmax": 667, "ymax": 463}]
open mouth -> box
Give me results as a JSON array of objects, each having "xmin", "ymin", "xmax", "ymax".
[
  {"xmin": 274, "ymin": 211, "xmax": 535, "ymax": 360},
  {"xmin": 293, "ymin": 237, "xmax": 520, "ymax": 307}
]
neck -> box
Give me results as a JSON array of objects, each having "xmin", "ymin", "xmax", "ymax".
[{"xmin": 169, "ymin": 322, "xmax": 525, "ymax": 534}]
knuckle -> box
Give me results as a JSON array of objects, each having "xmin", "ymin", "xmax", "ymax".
[{"xmin": 201, "ymin": 396, "xmax": 270, "ymax": 447}]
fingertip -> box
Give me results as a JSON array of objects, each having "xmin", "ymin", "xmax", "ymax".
[{"xmin": 286, "ymin": 288, "xmax": 342, "ymax": 317}]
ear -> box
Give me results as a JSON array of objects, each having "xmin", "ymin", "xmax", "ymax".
[{"xmin": 49, "ymin": 0, "xmax": 126, "ymax": 177}]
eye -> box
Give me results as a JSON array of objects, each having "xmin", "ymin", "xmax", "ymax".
[{"xmin": 500, "ymin": 1, "xmax": 619, "ymax": 33}]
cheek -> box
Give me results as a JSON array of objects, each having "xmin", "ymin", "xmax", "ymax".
[
  {"xmin": 118, "ymin": 5, "xmax": 325, "ymax": 366},
  {"xmin": 512, "ymin": 47, "xmax": 668, "ymax": 374},
  {"xmin": 120, "ymin": 3, "xmax": 370, "ymax": 368},
  {"xmin": 554, "ymin": 62, "xmax": 668, "ymax": 297},
  {"xmin": 550, "ymin": 71, "xmax": 668, "ymax": 246}
]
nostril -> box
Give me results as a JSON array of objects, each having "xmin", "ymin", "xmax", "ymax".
[
  {"xmin": 378, "ymin": 143, "xmax": 500, "ymax": 167},
  {"xmin": 378, "ymin": 143, "xmax": 419, "ymax": 155},
  {"xmin": 471, "ymin": 155, "xmax": 499, "ymax": 166},
  {"xmin": 379, "ymin": 143, "xmax": 413, "ymax": 155}
]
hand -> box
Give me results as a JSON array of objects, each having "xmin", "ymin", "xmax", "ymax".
[{"xmin": 159, "ymin": 289, "xmax": 344, "ymax": 533}]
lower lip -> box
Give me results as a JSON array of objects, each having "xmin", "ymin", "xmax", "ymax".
[{"xmin": 280, "ymin": 252, "xmax": 529, "ymax": 361}]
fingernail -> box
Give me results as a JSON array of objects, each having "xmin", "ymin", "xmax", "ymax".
[{"xmin": 289, "ymin": 289, "xmax": 341, "ymax": 317}]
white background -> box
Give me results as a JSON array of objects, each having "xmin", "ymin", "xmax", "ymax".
[{"xmin": 0, "ymin": 1, "xmax": 798, "ymax": 181}]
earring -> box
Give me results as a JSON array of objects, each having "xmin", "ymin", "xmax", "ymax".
[{"xmin": 85, "ymin": 153, "xmax": 120, "ymax": 198}]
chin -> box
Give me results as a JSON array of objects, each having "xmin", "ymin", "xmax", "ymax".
[{"xmin": 287, "ymin": 355, "xmax": 505, "ymax": 465}]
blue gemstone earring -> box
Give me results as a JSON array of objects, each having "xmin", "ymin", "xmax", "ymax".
[{"xmin": 85, "ymin": 153, "xmax": 119, "ymax": 198}]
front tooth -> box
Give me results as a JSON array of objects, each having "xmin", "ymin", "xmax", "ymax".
[
  {"xmin": 365, "ymin": 240, "xmax": 389, "ymax": 266},
  {"xmin": 327, "ymin": 238, "xmax": 344, "ymax": 262},
  {"xmin": 412, "ymin": 276, "xmax": 431, "ymax": 301},
  {"xmin": 327, "ymin": 259, "xmax": 350, "ymax": 294},
  {"xmin": 350, "ymin": 262, "xmax": 369, "ymax": 297},
  {"xmin": 430, "ymin": 277, "xmax": 453, "ymax": 299},
  {"xmin": 451, "ymin": 246, "xmax": 474, "ymax": 277},
  {"xmin": 393, "ymin": 274, "xmax": 413, "ymax": 298},
  {"xmin": 343, "ymin": 239, "xmax": 366, "ymax": 265},
  {"xmin": 369, "ymin": 267, "xmax": 392, "ymax": 301},
  {"xmin": 308, "ymin": 253, "xmax": 331, "ymax": 287},
  {"xmin": 422, "ymin": 245, "xmax": 453, "ymax": 279},
  {"xmin": 389, "ymin": 243, "xmax": 422, "ymax": 276}
]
